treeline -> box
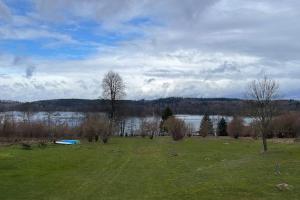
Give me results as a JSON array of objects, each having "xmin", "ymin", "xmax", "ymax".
[
  {"xmin": 200, "ymin": 112, "xmax": 300, "ymax": 139},
  {"xmin": 0, "ymin": 113, "xmax": 117, "ymax": 143},
  {"xmin": 135, "ymin": 108, "xmax": 300, "ymax": 141},
  {"xmin": 1, "ymin": 110, "xmax": 299, "ymax": 145},
  {"xmin": 2, "ymin": 98, "xmax": 300, "ymax": 116}
]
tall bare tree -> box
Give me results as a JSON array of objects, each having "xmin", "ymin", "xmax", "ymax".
[
  {"xmin": 102, "ymin": 71, "xmax": 125, "ymax": 119},
  {"xmin": 247, "ymin": 76, "xmax": 279, "ymax": 152}
]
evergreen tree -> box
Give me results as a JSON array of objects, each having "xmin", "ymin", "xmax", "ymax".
[
  {"xmin": 161, "ymin": 107, "xmax": 173, "ymax": 121},
  {"xmin": 217, "ymin": 117, "xmax": 228, "ymax": 136},
  {"xmin": 160, "ymin": 107, "xmax": 173, "ymax": 133},
  {"xmin": 199, "ymin": 114, "xmax": 214, "ymax": 137}
]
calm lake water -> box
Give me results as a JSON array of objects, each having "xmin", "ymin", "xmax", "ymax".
[{"xmin": 0, "ymin": 112, "xmax": 253, "ymax": 135}]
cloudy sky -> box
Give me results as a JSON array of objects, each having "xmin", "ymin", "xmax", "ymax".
[{"xmin": 0, "ymin": 0, "xmax": 300, "ymax": 101}]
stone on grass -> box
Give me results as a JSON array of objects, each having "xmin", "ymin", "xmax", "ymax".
[{"xmin": 276, "ymin": 183, "xmax": 293, "ymax": 191}]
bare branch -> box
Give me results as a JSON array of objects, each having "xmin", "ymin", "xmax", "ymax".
[{"xmin": 101, "ymin": 71, "xmax": 126, "ymax": 119}]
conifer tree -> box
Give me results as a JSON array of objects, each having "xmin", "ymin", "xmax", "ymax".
[
  {"xmin": 199, "ymin": 114, "xmax": 214, "ymax": 137},
  {"xmin": 162, "ymin": 107, "xmax": 173, "ymax": 121},
  {"xmin": 217, "ymin": 117, "xmax": 228, "ymax": 136}
]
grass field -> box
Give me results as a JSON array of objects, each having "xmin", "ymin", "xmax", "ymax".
[{"xmin": 0, "ymin": 137, "xmax": 299, "ymax": 200}]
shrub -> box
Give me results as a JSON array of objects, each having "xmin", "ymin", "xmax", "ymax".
[
  {"xmin": 139, "ymin": 119, "xmax": 160, "ymax": 139},
  {"xmin": 81, "ymin": 114, "xmax": 112, "ymax": 143},
  {"xmin": 163, "ymin": 117, "xmax": 187, "ymax": 141},
  {"xmin": 271, "ymin": 113, "xmax": 300, "ymax": 138},
  {"xmin": 0, "ymin": 113, "xmax": 80, "ymax": 142},
  {"xmin": 186, "ymin": 123, "xmax": 194, "ymax": 137},
  {"xmin": 96, "ymin": 119, "xmax": 112, "ymax": 144},
  {"xmin": 228, "ymin": 116, "xmax": 244, "ymax": 139},
  {"xmin": 81, "ymin": 117, "xmax": 97, "ymax": 142}
]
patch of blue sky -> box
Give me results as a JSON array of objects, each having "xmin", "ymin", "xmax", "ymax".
[
  {"xmin": 56, "ymin": 20, "xmax": 145, "ymax": 45},
  {"xmin": 3, "ymin": 0, "xmax": 33, "ymax": 15},
  {"xmin": 0, "ymin": 39, "xmax": 95, "ymax": 60},
  {"xmin": 1, "ymin": 16, "xmax": 146, "ymax": 59},
  {"xmin": 125, "ymin": 16, "xmax": 160, "ymax": 27},
  {"xmin": 47, "ymin": 20, "xmax": 145, "ymax": 52}
]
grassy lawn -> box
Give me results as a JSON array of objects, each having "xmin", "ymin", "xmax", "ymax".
[{"xmin": 0, "ymin": 137, "xmax": 299, "ymax": 200}]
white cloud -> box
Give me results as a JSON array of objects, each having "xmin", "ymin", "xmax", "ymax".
[
  {"xmin": 1, "ymin": 0, "xmax": 300, "ymax": 100},
  {"xmin": 2, "ymin": 47, "xmax": 300, "ymax": 101}
]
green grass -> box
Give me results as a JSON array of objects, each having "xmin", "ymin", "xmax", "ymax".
[{"xmin": 0, "ymin": 137, "xmax": 299, "ymax": 200}]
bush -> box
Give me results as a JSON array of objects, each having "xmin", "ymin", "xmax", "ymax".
[
  {"xmin": 81, "ymin": 114, "xmax": 112, "ymax": 143},
  {"xmin": 228, "ymin": 116, "xmax": 244, "ymax": 139},
  {"xmin": 163, "ymin": 117, "xmax": 187, "ymax": 141},
  {"xmin": 81, "ymin": 117, "xmax": 97, "ymax": 142},
  {"xmin": 271, "ymin": 113, "xmax": 300, "ymax": 138},
  {"xmin": 139, "ymin": 119, "xmax": 160, "ymax": 139},
  {"xmin": 0, "ymin": 112, "xmax": 82, "ymax": 143},
  {"xmin": 186, "ymin": 123, "xmax": 194, "ymax": 137}
]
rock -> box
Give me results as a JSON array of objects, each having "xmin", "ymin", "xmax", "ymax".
[{"xmin": 276, "ymin": 183, "xmax": 293, "ymax": 191}]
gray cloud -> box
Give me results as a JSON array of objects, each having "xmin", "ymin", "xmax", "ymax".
[
  {"xmin": 25, "ymin": 65, "xmax": 36, "ymax": 78},
  {"xmin": 0, "ymin": 0, "xmax": 11, "ymax": 22}
]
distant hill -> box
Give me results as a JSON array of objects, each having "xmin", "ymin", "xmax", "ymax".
[
  {"xmin": 0, "ymin": 100, "xmax": 21, "ymax": 112},
  {"xmin": 1, "ymin": 97, "xmax": 300, "ymax": 116}
]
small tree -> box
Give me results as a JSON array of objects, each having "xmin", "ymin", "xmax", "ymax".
[
  {"xmin": 96, "ymin": 119, "xmax": 112, "ymax": 144},
  {"xmin": 163, "ymin": 117, "xmax": 186, "ymax": 141},
  {"xmin": 217, "ymin": 117, "xmax": 228, "ymax": 136},
  {"xmin": 199, "ymin": 114, "xmax": 214, "ymax": 137},
  {"xmin": 247, "ymin": 76, "xmax": 279, "ymax": 152},
  {"xmin": 160, "ymin": 107, "xmax": 173, "ymax": 134},
  {"xmin": 228, "ymin": 117, "xmax": 244, "ymax": 139},
  {"xmin": 139, "ymin": 118, "xmax": 160, "ymax": 139},
  {"xmin": 162, "ymin": 107, "xmax": 173, "ymax": 121}
]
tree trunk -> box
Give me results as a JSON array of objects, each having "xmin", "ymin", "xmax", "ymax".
[
  {"xmin": 262, "ymin": 132, "xmax": 268, "ymax": 152},
  {"xmin": 110, "ymin": 100, "xmax": 115, "ymax": 119}
]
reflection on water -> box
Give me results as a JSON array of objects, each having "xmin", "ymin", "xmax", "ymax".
[{"xmin": 0, "ymin": 112, "xmax": 253, "ymax": 135}]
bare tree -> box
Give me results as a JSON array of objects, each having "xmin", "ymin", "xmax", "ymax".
[
  {"xmin": 102, "ymin": 71, "xmax": 125, "ymax": 119},
  {"xmin": 139, "ymin": 118, "xmax": 160, "ymax": 139},
  {"xmin": 247, "ymin": 76, "xmax": 279, "ymax": 152}
]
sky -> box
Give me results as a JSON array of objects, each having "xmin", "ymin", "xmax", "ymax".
[{"xmin": 0, "ymin": 0, "xmax": 300, "ymax": 101}]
